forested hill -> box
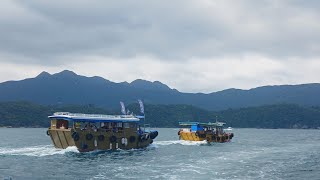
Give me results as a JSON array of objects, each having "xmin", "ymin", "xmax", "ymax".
[
  {"xmin": 0, "ymin": 101, "xmax": 319, "ymax": 129},
  {"xmin": 1, "ymin": 70, "xmax": 320, "ymax": 110}
]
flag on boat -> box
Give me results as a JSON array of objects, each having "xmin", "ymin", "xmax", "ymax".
[
  {"xmin": 120, "ymin": 101, "xmax": 126, "ymax": 115},
  {"xmin": 138, "ymin": 99, "xmax": 144, "ymax": 114}
]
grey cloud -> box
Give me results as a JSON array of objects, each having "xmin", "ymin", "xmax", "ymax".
[{"xmin": 0, "ymin": 0, "xmax": 319, "ymax": 65}]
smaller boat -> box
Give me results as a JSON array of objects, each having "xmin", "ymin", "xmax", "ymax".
[{"xmin": 178, "ymin": 121, "xmax": 234, "ymax": 143}]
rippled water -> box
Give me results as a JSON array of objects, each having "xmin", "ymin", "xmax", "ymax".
[{"xmin": 0, "ymin": 128, "xmax": 320, "ymax": 179}]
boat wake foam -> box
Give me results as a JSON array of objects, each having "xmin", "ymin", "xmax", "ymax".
[
  {"xmin": 0, "ymin": 141, "xmax": 206, "ymax": 156},
  {"xmin": 0, "ymin": 145, "xmax": 78, "ymax": 157},
  {"xmin": 154, "ymin": 140, "xmax": 208, "ymax": 146}
]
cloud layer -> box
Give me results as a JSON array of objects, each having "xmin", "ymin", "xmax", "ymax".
[{"xmin": 0, "ymin": 0, "xmax": 319, "ymax": 92}]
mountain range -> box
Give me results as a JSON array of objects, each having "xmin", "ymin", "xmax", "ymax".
[{"xmin": 0, "ymin": 70, "xmax": 319, "ymax": 110}]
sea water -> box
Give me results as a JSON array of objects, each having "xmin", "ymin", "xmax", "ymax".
[{"xmin": 0, "ymin": 128, "xmax": 319, "ymax": 179}]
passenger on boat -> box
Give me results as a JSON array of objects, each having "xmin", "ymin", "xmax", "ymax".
[
  {"xmin": 110, "ymin": 123, "xmax": 117, "ymax": 132},
  {"xmin": 75, "ymin": 122, "xmax": 81, "ymax": 129},
  {"xmin": 102, "ymin": 123, "xmax": 108, "ymax": 130},
  {"xmin": 84, "ymin": 123, "xmax": 90, "ymax": 130},
  {"xmin": 83, "ymin": 123, "xmax": 97, "ymax": 131}
]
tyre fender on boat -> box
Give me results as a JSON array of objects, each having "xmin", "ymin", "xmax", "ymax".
[
  {"xmin": 86, "ymin": 133, "xmax": 93, "ymax": 141},
  {"xmin": 129, "ymin": 136, "xmax": 136, "ymax": 143},
  {"xmin": 216, "ymin": 136, "xmax": 220, "ymax": 142},
  {"xmin": 221, "ymin": 136, "xmax": 225, "ymax": 142},
  {"xmin": 72, "ymin": 132, "xmax": 80, "ymax": 141},
  {"xmin": 98, "ymin": 135, "xmax": 105, "ymax": 141},
  {"xmin": 206, "ymin": 137, "xmax": 210, "ymax": 142},
  {"xmin": 46, "ymin": 130, "xmax": 50, "ymax": 136},
  {"xmin": 150, "ymin": 131, "xmax": 159, "ymax": 139},
  {"xmin": 110, "ymin": 135, "xmax": 117, "ymax": 143}
]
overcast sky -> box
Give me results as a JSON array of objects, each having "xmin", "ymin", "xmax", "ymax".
[{"xmin": 0, "ymin": 0, "xmax": 319, "ymax": 93}]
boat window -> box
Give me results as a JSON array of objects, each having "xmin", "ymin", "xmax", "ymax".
[
  {"xmin": 57, "ymin": 120, "xmax": 68, "ymax": 129},
  {"xmin": 182, "ymin": 128, "xmax": 190, "ymax": 132},
  {"xmin": 101, "ymin": 122, "xmax": 109, "ymax": 129},
  {"xmin": 109, "ymin": 123, "xmax": 113, "ymax": 128},
  {"xmin": 116, "ymin": 122, "xmax": 122, "ymax": 128},
  {"xmin": 129, "ymin": 123, "xmax": 136, "ymax": 128},
  {"xmin": 82, "ymin": 122, "xmax": 98, "ymax": 131},
  {"xmin": 123, "ymin": 123, "xmax": 130, "ymax": 128},
  {"xmin": 50, "ymin": 119, "xmax": 57, "ymax": 128},
  {"xmin": 74, "ymin": 122, "xmax": 81, "ymax": 129}
]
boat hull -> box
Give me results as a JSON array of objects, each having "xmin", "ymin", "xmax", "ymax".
[
  {"xmin": 179, "ymin": 131, "xmax": 234, "ymax": 143},
  {"xmin": 48, "ymin": 128, "xmax": 156, "ymax": 152},
  {"xmin": 71, "ymin": 129, "xmax": 155, "ymax": 152}
]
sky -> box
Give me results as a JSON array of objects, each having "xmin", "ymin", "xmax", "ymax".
[{"xmin": 0, "ymin": 0, "xmax": 319, "ymax": 93}]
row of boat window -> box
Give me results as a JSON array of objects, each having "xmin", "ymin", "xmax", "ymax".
[{"xmin": 53, "ymin": 119, "xmax": 137, "ymax": 130}]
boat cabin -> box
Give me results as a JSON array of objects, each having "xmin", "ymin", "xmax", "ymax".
[
  {"xmin": 48, "ymin": 112, "xmax": 141, "ymax": 132},
  {"xmin": 179, "ymin": 122, "xmax": 226, "ymax": 136}
]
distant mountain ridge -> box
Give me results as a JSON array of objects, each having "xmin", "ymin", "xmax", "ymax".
[{"xmin": 0, "ymin": 70, "xmax": 319, "ymax": 110}]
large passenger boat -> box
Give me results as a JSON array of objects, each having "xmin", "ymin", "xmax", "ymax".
[
  {"xmin": 47, "ymin": 112, "xmax": 158, "ymax": 152},
  {"xmin": 178, "ymin": 121, "xmax": 234, "ymax": 143}
]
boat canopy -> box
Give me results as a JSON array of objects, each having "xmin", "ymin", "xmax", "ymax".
[
  {"xmin": 48, "ymin": 112, "xmax": 140, "ymax": 123},
  {"xmin": 179, "ymin": 121, "xmax": 225, "ymax": 127}
]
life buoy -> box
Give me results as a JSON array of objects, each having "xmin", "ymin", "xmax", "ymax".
[
  {"xmin": 98, "ymin": 135, "xmax": 104, "ymax": 141},
  {"xmin": 110, "ymin": 135, "xmax": 117, "ymax": 143},
  {"xmin": 129, "ymin": 136, "xmax": 136, "ymax": 143},
  {"xmin": 72, "ymin": 132, "xmax": 80, "ymax": 141},
  {"xmin": 86, "ymin": 133, "xmax": 93, "ymax": 141},
  {"xmin": 46, "ymin": 130, "xmax": 50, "ymax": 136}
]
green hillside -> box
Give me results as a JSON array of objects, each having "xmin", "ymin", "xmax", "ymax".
[{"xmin": 0, "ymin": 101, "xmax": 319, "ymax": 129}]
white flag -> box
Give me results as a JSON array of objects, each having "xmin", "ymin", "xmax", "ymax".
[
  {"xmin": 138, "ymin": 99, "xmax": 144, "ymax": 114},
  {"xmin": 120, "ymin": 101, "xmax": 126, "ymax": 115}
]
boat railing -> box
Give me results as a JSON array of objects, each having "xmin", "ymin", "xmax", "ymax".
[{"xmin": 53, "ymin": 112, "xmax": 135, "ymax": 119}]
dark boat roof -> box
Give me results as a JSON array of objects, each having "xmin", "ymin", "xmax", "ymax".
[{"xmin": 49, "ymin": 112, "xmax": 141, "ymax": 123}]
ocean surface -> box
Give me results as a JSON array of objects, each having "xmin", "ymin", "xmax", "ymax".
[{"xmin": 0, "ymin": 128, "xmax": 319, "ymax": 180}]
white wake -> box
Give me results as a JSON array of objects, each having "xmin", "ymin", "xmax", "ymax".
[
  {"xmin": 154, "ymin": 140, "xmax": 208, "ymax": 146},
  {"xmin": 0, "ymin": 145, "xmax": 78, "ymax": 157}
]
